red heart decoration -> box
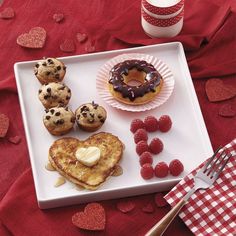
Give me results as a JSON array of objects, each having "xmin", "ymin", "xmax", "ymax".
[
  {"xmin": 8, "ymin": 135, "xmax": 22, "ymax": 144},
  {"xmin": 76, "ymin": 32, "xmax": 88, "ymax": 43},
  {"xmin": 53, "ymin": 13, "xmax": 64, "ymax": 23},
  {"xmin": 142, "ymin": 203, "xmax": 154, "ymax": 213},
  {"xmin": 0, "ymin": 7, "xmax": 15, "ymax": 19},
  {"xmin": 0, "ymin": 114, "xmax": 10, "ymax": 138},
  {"xmin": 116, "ymin": 200, "xmax": 135, "ymax": 213},
  {"xmin": 72, "ymin": 203, "xmax": 105, "ymax": 231},
  {"xmin": 219, "ymin": 104, "xmax": 236, "ymax": 117},
  {"xmin": 17, "ymin": 27, "xmax": 47, "ymax": 48},
  {"xmin": 85, "ymin": 41, "xmax": 96, "ymax": 53},
  {"xmin": 60, "ymin": 39, "xmax": 75, "ymax": 52},
  {"xmin": 205, "ymin": 78, "xmax": 236, "ymax": 102}
]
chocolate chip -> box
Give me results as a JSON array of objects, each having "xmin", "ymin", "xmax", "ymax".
[
  {"xmin": 67, "ymin": 88, "xmax": 71, "ymax": 93},
  {"xmin": 44, "ymin": 95, "xmax": 49, "ymax": 99},
  {"xmin": 77, "ymin": 115, "xmax": 80, "ymax": 120},
  {"xmin": 71, "ymin": 117, "xmax": 75, "ymax": 123},
  {"xmin": 92, "ymin": 101, "xmax": 98, "ymax": 109},
  {"xmin": 50, "ymin": 109, "xmax": 55, "ymax": 114},
  {"xmin": 98, "ymin": 115, "xmax": 102, "ymax": 119},
  {"xmin": 81, "ymin": 106, "xmax": 89, "ymax": 112},
  {"xmin": 65, "ymin": 107, "xmax": 69, "ymax": 111},
  {"xmin": 55, "ymin": 112, "xmax": 60, "ymax": 116},
  {"xmin": 46, "ymin": 71, "xmax": 50, "ymax": 76},
  {"xmin": 90, "ymin": 113, "xmax": 94, "ymax": 118},
  {"xmin": 35, "ymin": 63, "xmax": 39, "ymax": 68},
  {"xmin": 66, "ymin": 96, "xmax": 70, "ymax": 100},
  {"xmin": 45, "ymin": 116, "xmax": 50, "ymax": 120},
  {"xmin": 57, "ymin": 66, "xmax": 61, "ymax": 70},
  {"xmin": 47, "ymin": 59, "xmax": 54, "ymax": 64},
  {"xmin": 59, "ymin": 119, "xmax": 64, "ymax": 124},
  {"xmin": 82, "ymin": 112, "xmax": 87, "ymax": 117},
  {"xmin": 45, "ymin": 109, "xmax": 49, "ymax": 113},
  {"xmin": 34, "ymin": 71, "xmax": 38, "ymax": 75},
  {"xmin": 42, "ymin": 62, "xmax": 47, "ymax": 66},
  {"xmin": 100, "ymin": 118, "xmax": 105, "ymax": 123},
  {"xmin": 38, "ymin": 89, "xmax": 42, "ymax": 94},
  {"xmin": 47, "ymin": 88, "xmax": 51, "ymax": 93},
  {"xmin": 55, "ymin": 74, "xmax": 60, "ymax": 79},
  {"xmin": 63, "ymin": 66, "xmax": 66, "ymax": 71}
]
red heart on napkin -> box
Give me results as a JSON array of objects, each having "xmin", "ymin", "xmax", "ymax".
[
  {"xmin": 76, "ymin": 32, "xmax": 88, "ymax": 43},
  {"xmin": 0, "ymin": 7, "xmax": 15, "ymax": 19},
  {"xmin": 60, "ymin": 39, "xmax": 75, "ymax": 52},
  {"xmin": 219, "ymin": 104, "xmax": 236, "ymax": 117},
  {"xmin": 205, "ymin": 78, "xmax": 236, "ymax": 102},
  {"xmin": 53, "ymin": 13, "xmax": 64, "ymax": 23},
  {"xmin": 17, "ymin": 27, "xmax": 47, "ymax": 48},
  {"xmin": 72, "ymin": 203, "xmax": 105, "ymax": 231},
  {"xmin": 0, "ymin": 114, "xmax": 10, "ymax": 138}
]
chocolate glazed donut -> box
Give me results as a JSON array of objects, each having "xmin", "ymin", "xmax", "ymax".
[{"xmin": 108, "ymin": 60, "xmax": 163, "ymax": 105}]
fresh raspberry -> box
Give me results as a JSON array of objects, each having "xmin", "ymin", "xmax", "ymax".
[
  {"xmin": 158, "ymin": 115, "xmax": 172, "ymax": 132},
  {"xmin": 130, "ymin": 118, "xmax": 145, "ymax": 133},
  {"xmin": 154, "ymin": 193, "xmax": 168, "ymax": 207},
  {"xmin": 140, "ymin": 163, "xmax": 154, "ymax": 179},
  {"xmin": 134, "ymin": 128, "xmax": 148, "ymax": 144},
  {"xmin": 154, "ymin": 162, "xmax": 169, "ymax": 178},
  {"xmin": 149, "ymin": 138, "xmax": 164, "ymax": 154},
  {"xmin": 136, "ymin": 141, "xmax": 149, "ymax": 156},
  {"xmin": 169, "ymin": 159, "xmax": 184, "ymax": 176},
  {"xmin": 144, "ymin": 116, "xmax": 158, "ymax": 132},
  {"xmin": 139, "ymin": 151, "xmax": 153, "ymax": 166}
]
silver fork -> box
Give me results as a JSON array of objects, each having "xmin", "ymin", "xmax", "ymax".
[{"xmin": 145, "ymin": 148, "xmax": 232, "ymax": 236}]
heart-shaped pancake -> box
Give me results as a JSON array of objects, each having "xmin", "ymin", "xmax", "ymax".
[
  {"xmin": 17, "ymin": 27, "xmax": 46, "ymax": 48},
  {"xmin": 49, "ymin": 132, "xmax": 123, "ymax": 190},
  {"xmin": 205, "ymin": 78, "xmax": 236, "ymax": 102},
  {"xmin": 72, "ymin": 203, "xmax": 105, "ymax": 230}
]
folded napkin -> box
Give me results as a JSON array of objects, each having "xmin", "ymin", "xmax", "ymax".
[{"xmin": 165, "ymin": 139, "xmax": 236, "ymax": 236}]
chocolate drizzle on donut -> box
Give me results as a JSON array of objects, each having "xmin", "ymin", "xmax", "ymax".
[{"xmin": 109, "ymin": 60, "xmax": 162, "ymax": 101}]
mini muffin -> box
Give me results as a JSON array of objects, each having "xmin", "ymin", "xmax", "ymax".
[
  {"xmin": 34, "ymin": 57, "xmax": 66, "ymax": 84},
  {"xmin": 75, "ymin": 101, "xmax": 107, "ymax": 132},
  {"xmin": 38, "ymin": 82, "xmax": 71, "ymax": 109},
  {"xmin": 43, "ymin": 106, "xmax": 75, "ymax": 136}
]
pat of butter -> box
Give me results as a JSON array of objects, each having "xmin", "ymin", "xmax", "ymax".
[{"xmin": 75, "ymin": 146, "xmax": 101, "ymax": 167}]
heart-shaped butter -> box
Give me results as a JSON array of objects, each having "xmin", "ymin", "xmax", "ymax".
[
  {"xmin": 76, "ymin": 146, "xmax": 101, "ymax": 167},
  {"xmin": 49, "ymin": 132, "xmax": 123, "ymax": 190}
]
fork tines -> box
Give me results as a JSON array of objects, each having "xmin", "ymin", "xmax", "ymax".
[{"xmin": 203, "ymin": 147, "xmax": 232, "ymax": 179}]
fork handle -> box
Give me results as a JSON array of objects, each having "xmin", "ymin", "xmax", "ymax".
[{"xmin": 145, "ymin": 198, "xmax": 186, "ymax": 236}]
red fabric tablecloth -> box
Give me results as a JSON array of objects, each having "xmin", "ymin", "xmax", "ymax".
[{"xmin": 0, "ymin": 0, "xmax": 235, "ymax": 235}]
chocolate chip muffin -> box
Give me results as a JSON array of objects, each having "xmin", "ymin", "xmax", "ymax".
[
  {"xmin": 43, "ymin": 106, "xmax": 75, "ymax": 136},
  {"xmin": 38, "ymin": 82, "xmax": 71, "ymax": 109},
  {"xmin": 75, "ymin": 101, "xmax": 107, "ymax": 132},
  {"xmin": 34, "ymin": 58, "xmax": 66, "ymax": 84}
]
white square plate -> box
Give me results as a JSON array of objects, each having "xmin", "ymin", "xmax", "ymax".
[{"xmin": 14, "ymin": 42, "xmax": 213, "ymax": 209}]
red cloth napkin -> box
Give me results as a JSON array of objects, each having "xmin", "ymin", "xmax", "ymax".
[
  {"xmin": 165, "ymin": 139, "xmax": 236, "ymax": 236},
  {"xmin": 0, "ymin": 0, "xmax": 235, "ymax": 235},
  {"xmin": 105, "ymin": 0, "xmax": 236, "ymax": 79}
]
